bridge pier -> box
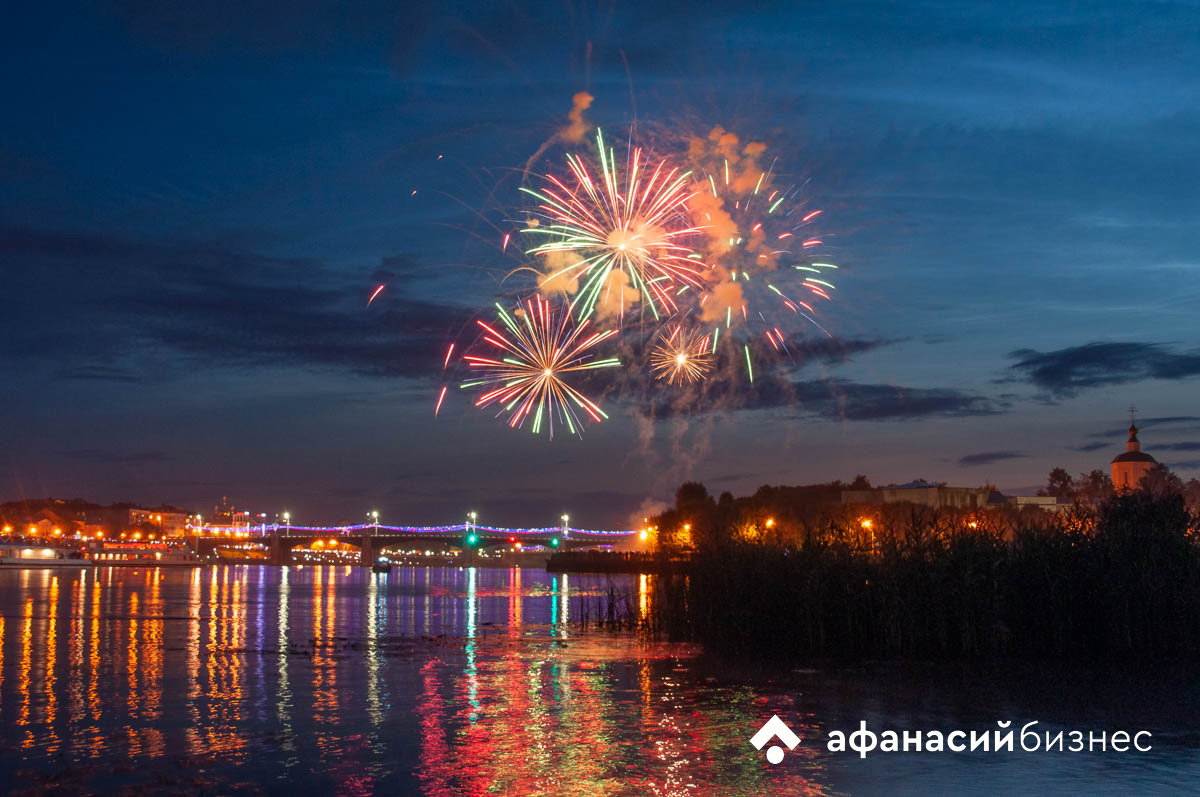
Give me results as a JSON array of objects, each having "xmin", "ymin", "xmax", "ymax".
[
  {"xmin": 268, "ymin": 535, "xmax": 292, "ymax": 566},
  {"xmin": 359, "ymin": 535, "xmax": 375, "ymax": 567}
]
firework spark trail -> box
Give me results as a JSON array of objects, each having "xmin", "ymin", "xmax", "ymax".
[
  {"xmin": 697, "ymin": 175, "xmax": 838, "ymax": 323},
  {"xmin": 679, "ymin": 128, "xmax": 842, "ymax": 384},
  {"xmin": 458, "ymin": 296, "xmax": 620, "ymax": 438},
  {"xmin": 367, "ymin": 284, "xmax": 386, "ymax": 306},
  {"xmin": 649, "ymin": 325, "xmax": 715, "ymax": 385},
  {"xmin": 521, "ymin": 129, "xmax": 709, "ymax": 322}
]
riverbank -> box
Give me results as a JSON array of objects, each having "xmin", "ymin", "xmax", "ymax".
[{"xmin": 651, "ymin": 491, "xmax": 1200, "ymax": 661}]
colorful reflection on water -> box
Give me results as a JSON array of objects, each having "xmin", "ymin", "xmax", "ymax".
[
  {"xmin": 0, "ymin": 566, "xmax": 818, "ymax": 794},
  {"xmin": 0, "ymin": 565, "xmax": 1197, "ymax": 795}
]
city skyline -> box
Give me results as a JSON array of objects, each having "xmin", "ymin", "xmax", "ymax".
[{"xmin": 3, "ymin": 1, "xmax": 1199, "ymax": 527}]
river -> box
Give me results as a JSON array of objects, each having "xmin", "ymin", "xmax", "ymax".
[{"xmin": 0, "ymin": 565, "xmax": 1196, "ymax": 795}]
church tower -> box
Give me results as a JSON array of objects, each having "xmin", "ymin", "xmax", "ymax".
[{"xmin": 1111, "ymin": 410, "xmax": 1157, "ymax": 491}]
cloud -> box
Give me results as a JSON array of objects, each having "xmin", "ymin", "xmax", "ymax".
[
  {"xmin": 0, "ymin": 226, "xmax": 475, "ymax": 381},
  {"xmin": 58, "ymin": 365, "xmax": 144, "ymax": 383},
  {"xmin": 1084, "ymin": 416, "xmax": 1200, "ymax": 439},
  {"xmin": 791, "ymin": 380, "xmax": 1001, "ymax": 421},
  {"xmin": 1007, "ymin": 342, "xmax": 1200, "ymax": 397},
  {"xmin": 1156, "ymin": 442, "xmax": 1200, "ymax": 452},
  {"xmin": 610, "ymin": 330, "xmax": 993, "ymax": 421},
  {"xmin": 642, "ymin": 375, "xmax": 999, "ymax": 420},
  {"xmin": 785, "ymin": 337, "xmax": 893, "ymax": 363},
  {"xmin": 958, "ymin": 450, "xmax": 1027, "ymax": 467},
  {"xmin": 1073, "ymin": 441, "xmax": 1110, "ymax": 452},
  {"xmin": 59, "ymin": 449, "xmax": 172, "ymax": 464}
]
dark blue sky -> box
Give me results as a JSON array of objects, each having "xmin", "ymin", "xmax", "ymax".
[{"xmin": 3, "ymin": 1, "xmax": 1199, "ymax": 527}]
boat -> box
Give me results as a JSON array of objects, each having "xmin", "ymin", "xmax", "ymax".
[
  {"xmin": 90, "ymin": 542, "xmax": 204, "ymax": 567},
  {"xmin": 371, "ymin": 558, "xmax": 392, "ymax": 573},
  {"xmin": 214, "ymin": 545, "xmax": 268, "ymax": 562},
  {"xmin": 0, "ymin": 541, "xmax": 92, "ymax": 568}
]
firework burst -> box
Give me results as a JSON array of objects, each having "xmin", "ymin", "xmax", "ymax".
[
  {"xmin": 521, "ymin": 129, "xmax": 708, "ymax": 322},
  {"xmin": 459, "ymin": 296, "xmax": 620, "ymax": 438},
  {"xmin": 649, "ymin": 325, "xmax": 715, "ymax": 386},
  {"xmin": 681, "ymin": 127, "xmax": 839, "ymax": 381}
]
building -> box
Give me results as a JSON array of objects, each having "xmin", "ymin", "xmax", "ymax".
[
  {"xmin": 1009, "ymin": 495, "xmax": 1071, "ymax": 513},
  {"xmin": 128, "ymin": 508, "xmax": 192, "ymax": 536},
  {"xmin": 1111, "ymin": 420, "xmax": 1157, "ymax": 491},
  {"xmin": 842, "ymin": 481, "xmax": 1002, "ymax": 510}
]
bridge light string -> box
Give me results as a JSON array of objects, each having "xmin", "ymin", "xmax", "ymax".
[{"xmin": 189, "ymin": 523, "xmax": 636, "ymax": 537}]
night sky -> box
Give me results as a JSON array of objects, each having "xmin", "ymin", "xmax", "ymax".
[{"xmin": 3, "ymin": 1, "xmax": 1199, "ymax": 528}]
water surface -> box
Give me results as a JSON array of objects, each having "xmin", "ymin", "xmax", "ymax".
[{"xmin": 0, "ymin": 565, "xmax": 1196, "ymax": 795}]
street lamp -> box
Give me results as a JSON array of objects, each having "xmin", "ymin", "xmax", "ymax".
[
  {"xmin": 462, "ymin": 511, "xmax": 479, "ymax": 549},
  {"xmin": 860, "ymin": 518, "xmax": 875, "ymax": 553},
  {"xmin": 561, "ymin": 513, "xmax": 570, "ymax": 538},
  {"xmin": 282, "ymin": 511, "xmax": 290, "ymax": 528}
]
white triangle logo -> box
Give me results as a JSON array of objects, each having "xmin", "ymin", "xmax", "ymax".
[{"xmin": 751, "ymin": 715, "xmax": 801, "ymax": 765}]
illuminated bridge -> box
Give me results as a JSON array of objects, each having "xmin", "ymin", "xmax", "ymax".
[{"xmin": 189, "ymin": 522, "xmax": 640, "ymax": 565}]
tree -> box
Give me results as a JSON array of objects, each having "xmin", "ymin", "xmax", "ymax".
[
  {"xmin": 673, "ymin": 482, "xmax": 722, "ymax": 550},
  {"xmin": 1184, "ymin": 479, "xmax": 1200, "ymax": 513},
  {"xmin": 1140, "ymin": 463, "xmax": 1184, "ymax": 498},
  {"xmin": 1075, "ymin": 470, "xmax": 1114, "ymax": 504},
  {"xmin": 675, "ymin": 481, "xmax": 711, "ymax": 512},
  {"xmin": 848, "ymin": 474, "xmax": 872, "ymax": 490},
  {"xmin": 1041, "ymin": 467, "xmax": 1075, "ymax": 499}
]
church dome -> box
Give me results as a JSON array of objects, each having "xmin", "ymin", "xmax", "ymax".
[
  {"xmin": 1110, "ymin": 418, "xmax": 1157, "ymax": 491},
  {"xmin": 1112, "ymin": 450, "xmax": 1156, "ymax": 464}
]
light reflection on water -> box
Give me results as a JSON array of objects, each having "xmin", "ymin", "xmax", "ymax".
[{"xmin": 0, "ymin": 565, "xmax": 1196, "ymax": 795}]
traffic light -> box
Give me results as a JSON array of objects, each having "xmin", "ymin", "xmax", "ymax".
[
  {"xmin": 550, "ymin": 537, "xmax": 560, "ymax": 547},
  {"xmin": 466, "ymin": 533, "xmax": 478, "ymax": 546}
]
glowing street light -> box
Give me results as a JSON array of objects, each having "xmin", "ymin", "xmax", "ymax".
[
  {"xmin": 282, "ymin": 511, "xmax": 291, "ymax": 527},
  {"xmin": 860, "ymin": 518, "xmax": 875, "ymax": 553},
  {"xmin": 465, "ymin": 511, "xmax": 480, "ymax": 550}
]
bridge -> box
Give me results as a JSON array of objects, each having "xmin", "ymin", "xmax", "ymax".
[{"xmin": 188, "ymin": 522, "xmax": 641, "ymax": 566}]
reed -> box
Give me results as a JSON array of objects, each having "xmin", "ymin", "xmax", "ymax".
[{"xmin": 658, "ymin": 491, "xmax": 1200, "ymax": 660}]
